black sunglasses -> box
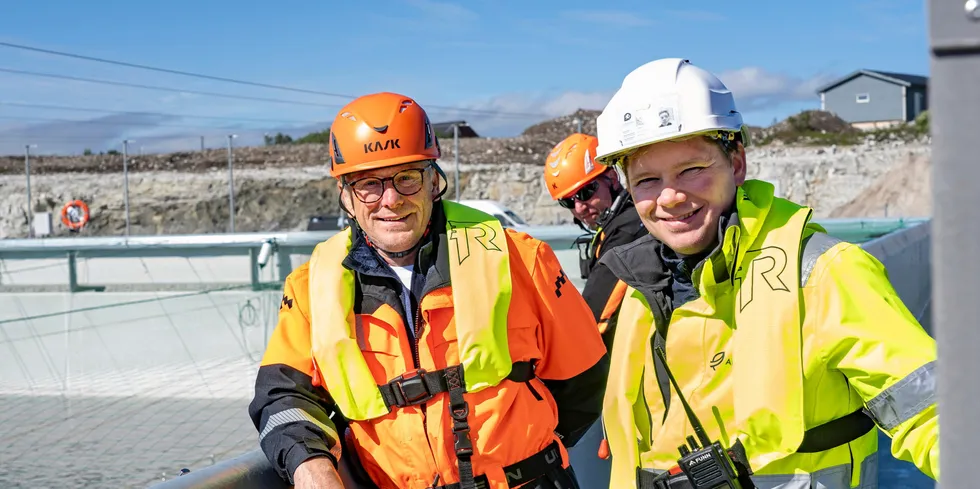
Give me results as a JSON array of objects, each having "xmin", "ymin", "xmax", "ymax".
[{"xmin": 559, "ymin": 180, "xmax": 600, "ymax": 209}]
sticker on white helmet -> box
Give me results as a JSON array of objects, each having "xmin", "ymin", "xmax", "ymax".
[{"xmin": 619, "ymin": 95, "xmax": 680, "ymax": 147}]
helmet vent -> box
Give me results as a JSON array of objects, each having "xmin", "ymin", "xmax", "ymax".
[
  {"xmin": 423, "ymin": 115, "xmax": 434, "ymax": 148},
  {"xmin": 340, "ymin": 111, "xmax": 357, "ymax": 122},
  {"xmin": 373, "ymin": 125, "xmax": 388, "ymax": 133},
  {"xmin": 399, "ymin": 100, "xmax": 414, "ymax": 113}
]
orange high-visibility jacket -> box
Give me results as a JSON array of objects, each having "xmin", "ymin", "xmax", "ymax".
[{"xmin": 249, "ymin": 207, "xmax": 608, "ymax": 489}]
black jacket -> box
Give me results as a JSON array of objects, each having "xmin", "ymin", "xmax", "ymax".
[{"xmin": 578, "ymin": 193, "xmax": 648, "ymax": 350}]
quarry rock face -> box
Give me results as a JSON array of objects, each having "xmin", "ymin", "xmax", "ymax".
[{"xmin": 0, "ymin": 110, "xmax": 932, "ymax": 239}]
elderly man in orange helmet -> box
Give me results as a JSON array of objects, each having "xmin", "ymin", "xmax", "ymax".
[
  {"xmin": 249, "ymin": 92, "xmax": 608, "ymax": 489},
  {"xmin": 543, "ymin": 133, "xmax": 647, "ymax": 349}
]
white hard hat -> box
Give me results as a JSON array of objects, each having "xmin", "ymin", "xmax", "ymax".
[{"xmin": 595, "ymin": 58, "xmax": 748, "ymax": 165}]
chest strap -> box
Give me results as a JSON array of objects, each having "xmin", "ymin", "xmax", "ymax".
[
  {"xmin": 379, "ymin": 361, "xmax": 535, "ymax": 409},
  {"xmin": 378, "ymin": 361, "xmax": 536, "ymax": 489},
  {"xmin": 635, "ymin": 409, "xmax": 876, "ymax": 489},
  {"xmin": 796, "ymin": 408, "xmax": 876, "ymax": 453}
]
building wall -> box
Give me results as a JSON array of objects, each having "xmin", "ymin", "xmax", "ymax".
[
  {"xmin": 823, "ymin": 74, "xmax": 906, "ymax": 123},
  {"xmin": 906, "ymin": 85, "xmax": 929, "ymax": 121}
]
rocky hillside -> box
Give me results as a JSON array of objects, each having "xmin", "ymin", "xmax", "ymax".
[{"xmin": 0, "ymin": 110, "xmax": 932, "ymax": 239}]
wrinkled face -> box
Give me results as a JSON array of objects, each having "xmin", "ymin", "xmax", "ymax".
[
  {"xmin": 626, "ymin": 137, "xmax": 746, "ymax": 255},
  {"xmin": 564, "ymin": 177, "xmax": 616, "ymax": 229},
  {"xmin": 340, "ymin": 161, "xmax": 440, "ymax": 258}
]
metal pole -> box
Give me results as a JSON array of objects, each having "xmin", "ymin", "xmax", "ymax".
[
  {"xmin": 227, "ymin": 134, "xmax": 237, "ymax": 233},
  {"xmin": 574, "ymin": 117, "xmax": 583, "ymax": 134},
  {"xmin": 200, "ymin": 136, "xmax": 205, "ymax": 151},
  {"xmin": 123, "ymin": 140, "xmax": 132, "ymax": 236},
  {"xmin": 453, "ymin": 124, "xmax": 459, "ymax": 201},
  {"xmin": 24, "ymin": 144, "xmax": 35, "ymax": 238},
  {"xmin": 931, "ymin": 0, "xmax": 980, "ymax": 485}
]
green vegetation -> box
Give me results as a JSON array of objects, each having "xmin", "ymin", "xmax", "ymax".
[
  {"xmin": 264, "ymin": 132, "xmax": 294, "ymax": 145},
  {"xmin": 751, "ymin": 110, "xmax": 930, "ymax": 147},
  {"xmin": 293, "ymin": 129, "xmax": 330, "ymax": 144}
]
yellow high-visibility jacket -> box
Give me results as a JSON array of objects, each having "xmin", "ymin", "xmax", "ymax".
[{"xmin": 600, "ymin": 179, "xmax": 937, "ymax": 488}]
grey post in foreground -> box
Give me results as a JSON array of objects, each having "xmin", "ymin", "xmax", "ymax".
[
  {"xmin": 24, "ymin": 144, "xmax": 36, "ymax": 237},
  {"xmin": 227, "ymin": 134, "xmax": 238, "ymax": 233},
  {"xmin": 454, "ymin": 123, "xmax": 460, "ymax": 201},
  {"xmin": 123, "ymin": 139, "xmax": 134, "ymax": 236},
  {"xmin": 930, "ymin": 0, "xmax": 980, "ymax": 486}
]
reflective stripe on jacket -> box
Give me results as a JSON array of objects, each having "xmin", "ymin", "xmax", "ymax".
[
  {"xmin": 250, "ymin": 200, "xmax": 608, "ymax": 489},
  {"xmin": 599, "ymin": 179, "xmax": 938, "ymax": 488}
]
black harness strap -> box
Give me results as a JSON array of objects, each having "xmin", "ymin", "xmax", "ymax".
[
  {"xmin": 635, "ymin": 410, "xmax": 876, "ymax": 488},
  {"xmin": 377, "ymin": 361, "xmax": 537, "ymax": 489},
  {"xmin": 445, "ymin": 365, "xmax": 476, "ymax": 489},
  {"xmin": 433, "ymin": 441, "xmax": 564, "ymax": 489},
  {"xmin": 796, "ymin": 408, "xmax": 877, "ymax": 453},
  {"xmin": 378, "ymin": 361, "xmax": 535, "ymax": 409}
]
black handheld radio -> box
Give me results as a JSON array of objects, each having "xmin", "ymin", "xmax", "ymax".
[{"xmin": 653, "ymin": 346, "xmax": 754, "ymax": 489}]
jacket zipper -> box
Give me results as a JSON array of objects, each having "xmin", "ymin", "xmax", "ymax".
[
  {"xmin": 410, "ymin": 299, "xmax": 439, "ymax": 478},
  {"xmin": 411, "ymin": 304, "xmax": 423, "ymax": 369}
]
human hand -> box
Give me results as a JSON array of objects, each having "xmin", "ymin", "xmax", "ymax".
[{"xmin": 294, "ymin": 457, "xmax": 346, "ymax": 489}]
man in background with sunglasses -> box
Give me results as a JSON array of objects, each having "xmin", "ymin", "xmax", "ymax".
[
  {"xmin": 544, "ymin": 133, "xmax": 647, "ymax": 350},
  {"xmin": 249, "ymin": 92, "xmax": 608, "ymax": 489}
]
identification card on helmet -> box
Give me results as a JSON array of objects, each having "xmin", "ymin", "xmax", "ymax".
[{"xmin": 618, "ymin": 94, "xmax": 680, "ymax": 147}]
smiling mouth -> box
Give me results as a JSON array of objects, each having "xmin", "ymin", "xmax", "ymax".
[
  {"xmin": 660, "ymin": 207, "xmax": 702, "ymax": 222},
  {"xmin": 379, "ymin": 215, "xmax": 409, "ymax": 223}
]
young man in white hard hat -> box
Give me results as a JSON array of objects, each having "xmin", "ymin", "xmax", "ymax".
[{"xmin": 593, "ymin": 58, "xmax": 938, "ymax": 488}]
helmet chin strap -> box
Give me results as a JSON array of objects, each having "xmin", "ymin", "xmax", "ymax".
[{"xmin": 366, "ymin": 236, "xmax": 421, "ymax": 259}]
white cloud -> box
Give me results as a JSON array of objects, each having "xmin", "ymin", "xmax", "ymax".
[
  {"xmin": 560, "ymin": 9, "xmax": 654, "ymax": 27},
  {"xmin": 715, "ymin": 67, "xmax": 836, "ymax": 112},
  {"xmin": 0, "ymin": 111, "xmax": 331, "ymax": 156},
  {"xmin": 0, "ymin": 113, "xmax": 183, "ymax": 155},
  {"xmin": 436, "ymin": 90, "xmax": 613, "ymax": 137},
  {"xmin": 446, "ymin": 66, "xmax": 836, "ymax": 137},
  {"xmin": 405, "ymin": 0, "xmax": 478, "ymax": 23},
  {"xmin": 665, "ymin": 9, "xmax": 728, "ymax": 22}
]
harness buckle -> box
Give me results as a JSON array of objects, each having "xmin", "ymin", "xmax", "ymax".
[
  {"xmin": 391, "ymin": 369, "xmax": 433, "ymax": 406},
  {"xmin": 453, "ymin": 428, "xmax": 474, "ymax": 457}
]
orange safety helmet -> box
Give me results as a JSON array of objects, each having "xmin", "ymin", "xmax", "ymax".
[
  {"xmin": 328, "ymin": 92, "xmax": 441, "ymax": 178},
  {"xmin": 543, "ymin": 133, "xmax": 606, "ymax": 200}
]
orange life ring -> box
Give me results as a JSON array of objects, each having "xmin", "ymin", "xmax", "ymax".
[{"xmin": 60, "ymin": 200, "xmax": 90, "ymax": 230}]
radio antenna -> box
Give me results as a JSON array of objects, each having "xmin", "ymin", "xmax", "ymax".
[{"xmin": 655, "ymin": 346, "xmax": 713, "ymax": 449}]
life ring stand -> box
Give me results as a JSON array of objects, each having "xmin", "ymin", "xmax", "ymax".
[{"xmin": 60, "ymin": 200, "xmax": 91, "ymax": 231}]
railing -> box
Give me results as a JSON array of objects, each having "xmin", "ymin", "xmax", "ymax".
[
  {"xmin": 0, "ymin": 217, "xmax": 926, "ymax": 293},
  {"xmin": 0, "ymin": 217, "xmax": 930, "ymax": 488},
  {"xmin": 146, "ymin": 218, "xmax": 935, "ymax": 489}
]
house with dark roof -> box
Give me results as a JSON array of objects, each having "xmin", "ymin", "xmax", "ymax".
[
  {"xmin": 431, "ymin": 120, "xmax": 480, "ymax": 138},
  {"xmin": 816, "ymin": 69, "xmax": 929, "ymax": 130}
]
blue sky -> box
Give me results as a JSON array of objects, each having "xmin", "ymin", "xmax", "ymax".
[{"xmin": 0, "ymin": 0, "xmax": 928, "ymax": 155}]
